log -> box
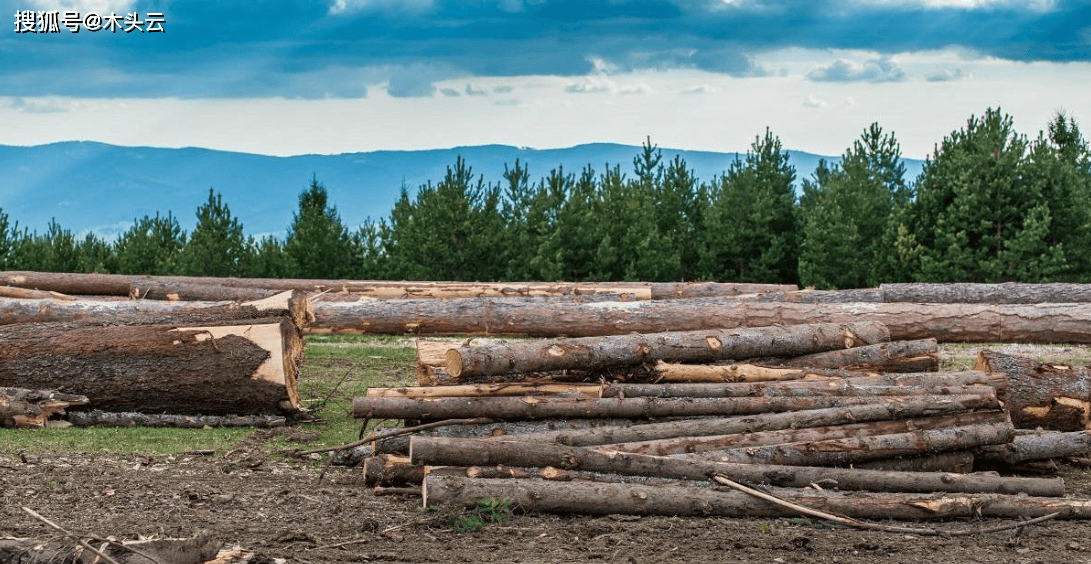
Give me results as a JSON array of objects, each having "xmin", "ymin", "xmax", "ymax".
[
  {"xmin": 0, "ymin": 285, "xmax": 73, "ymax": 300},
  {"xmin": 688, "ymin": 422, "xmax": 1014, "ymax": 466},
  {"xmin": 410, "ymin": 437, "xmax": 1061, "ymax": 496},
  {"xmin": 974, "ymin": 350, "xmax": 1091, "ymax": 431},
  {"xmin": 0, "ymin": 530, "xmax": 220, "ymax": 564},
  {"xmin": 0, "ymin": 318, "xmax": 303, "ymax": 414},
  {"xmin": 0, "ymin": 387, "xmax": 89, "ymax": 428},
  {"xmin": 65, "ymin": 410, "xmax": 287, "ymax": 428},
  {"xmin": 975, "ymin": 430, "xmax": 1091, "ymax": 465},
  {"xmin": 423, "ymin": 476, "xmax": 1091, "ymax": 520},
  {"xmin": 770, "ymin": 339, "xmax": 939, "ymax": 373},
  {"xmin": 362, "ymin": 454, "xmax": 587, "ymax": 487},
  {"xmin": 608, "ymin": 411, "xmax": 1009, "ymax": 456},
  {"xmin": 653, "ymin": 362, "xmax": 810, "ymax": 382},
  {"xmin": 351, "ymin": 393, "xmax": 989, "ymax": 421},
  {"xmin": 881, "ymin": 282, "xmax": 1091, "ymax": 304},
  {"xmin": 444, "ymin": 322, "xmax": 890, "ymax": 379},
  {"xmin": 473, "ymin": 394, "xmax": 1001, "ymax": 446},
  {"xmin": 855, "ymin": 452, "xmax": 976, "ymax": 474},
  {"xmin": 309, "ymin": 298, "xmax": 1091, "ymax": 341},
  {"xmin": 0, "ymin": 271, "xmax": 795, "ymax": 300}
]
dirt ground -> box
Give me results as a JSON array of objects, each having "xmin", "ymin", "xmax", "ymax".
[{"xmin": 4, "ymin": 443, "xmax": 1091, "ymax": 564}]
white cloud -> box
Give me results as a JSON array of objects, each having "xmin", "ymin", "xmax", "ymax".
[
  {"xmin": 6, "ymin": 97, "xmax": 74, "ymax": 113},
  {"xmin": 24, "ymin": 0, "xmax": 137, "ymax": 14},
  {"xmin": 329, "ymin": 0, "xmax": 433, "ymax": 14},
  {"xmin": 440, "ymin": 88, "xmax": 461, "ymax": 97},
  {"xmin": 803, "ymin": 94, "xmax": 828, "ymax": 108},
  {"xmin": 565, "ymin": 77, "xmax": 613, "ymax": 94},
  {"xmin": 926, "ymin": 68, "xmax": 972, "ymax": 81},
  {"xmin": 465, "ymin": 84, "xmax": 488, "ymax": 96},
  {"xmin": 807, "ymin": 57, "xmax": 906, "ymax": 83},
  {"xmin": 853, "ymin": 0, "xmax": 1055, "ymax": 10},
  {"xmin": 681, "ymin": 84, "xmax": 715, "ymax": 95}
]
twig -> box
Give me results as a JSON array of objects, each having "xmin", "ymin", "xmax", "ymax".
[
  {"xmin": 287, "ymin": 417, "xmax": 496, "ymax": 457},
  {"xmin": 710, "ymin": 475, "xmax": 1061, "ymax": 537},
  {"xmin": 21, "ymin": 507, "xmax": 124, "ymax": 564},
  {"xmin": 315, "ymin": 365, "xmax": 356, "ymax": 411},
  {"xmin": 307, "ymin": 537, "xmax": 371, "ymax": 551}
]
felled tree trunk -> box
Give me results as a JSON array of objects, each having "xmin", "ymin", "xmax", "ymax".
[
  {"xmin": 880, "ymin": 282, "xmax": 1091, "ymax": 304},
  {"xmin": 0, "ymin": 387, "xmax": 88, "ymax": 428},
  {"xmin": 351, "ymin": 394, "xmax": 969, "ymax": 421},
  {"xmin": 310, "ymin": 298, "xmax": 1091, "ymax": 342},
  {"xmin": 444, "ymin": 322, "xmax": 890, "ymax": 379},
  {"xmin": 422, "ymin": 476, "xmax": 1091, "ymax": 519},
  {"xmin": 975, "ymin": 430, "xmax": 1091, "ymax": 465},
  {"xmin": 974, "ymin": 350, "xmax": 1091, "ymax": 431},
  {"xmin": 410, "ymin": 437, "xmax": 1060, "ymax": 496},
  {"xmin": 653, "ymin": 362, "xmax": 809, "ymax": 382},
  {"xmin": 0, "ymin": 318, "xmax": 303, "ymax": 414},
  {"xmin": 0, "ymin": 286, "xmax": 73, "ymax": 300},
  {"xmin": 855, "ymin": 452, "xmax": 975, "ymax": 474},
  {"xmin": 0, "ymin": 530, "xmax": 220, "ymax": 564},
  {"xmin": 65, "ymin": 410, "xmax": 287, "ymax": 428},
  {"xmin": 769, "ymin": 339, "xmax": 939, "ymax": 373}
]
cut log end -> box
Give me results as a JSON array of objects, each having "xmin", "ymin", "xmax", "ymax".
[{"xmin": 445, "ymin": 348, "xmax": 465, "ymax": 379}]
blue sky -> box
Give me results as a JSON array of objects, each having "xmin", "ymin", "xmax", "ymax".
[{"xmin": 1, "ymin": 0, "xmax": 1089, "ymax": 158}]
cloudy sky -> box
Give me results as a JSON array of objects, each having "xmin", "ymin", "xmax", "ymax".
[{"xmin": 1, "ymin": 0, "xmax": 1088, "ymax": 159}]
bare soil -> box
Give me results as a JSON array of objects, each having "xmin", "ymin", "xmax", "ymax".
[{"xmin": 4, "ymin": 444, "xmax": 1091, "ymax": 564}]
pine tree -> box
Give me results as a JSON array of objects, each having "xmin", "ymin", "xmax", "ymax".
[
  {"xmin": 244, "ymin": 235, "xmax": 290, "ymax": 279},
  {"xmin": 178, "ymin": 188, "xmax": 250, "ymax": 277},
  {"xmin": 114, "ymin": 212, "xmax": 186, "ymax": 275},
  {"xmin": 700, "ymin": 129, "xmax": 798, "ymax": 283},
  {"xmin": 1026, "ymin": 112, "xmax": 1091, "ymax": 280},
  {"xmin": 0, "ymin": 208, "xmax": 15, "ymax": 270},
  {"xmin": 284, "ymin": 177, "xmax": 362, "ymax": 279}
]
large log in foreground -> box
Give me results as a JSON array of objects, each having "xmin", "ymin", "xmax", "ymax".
[
  {"xmin": 881, "ymin": 282, "xmax": 1091, "ymax": 304},
  {"xmin": 974, "ymin": 350, "xmax": 1091, "ymax": 431},
  {"xmin": 423, "ymin": 476, "xmax": 1091, "ymax": 520},
  {"xmin": 310, "ymin": 298, "xmax": 1091, "ymax": 342},
  {"xmin": 0, "ymin": 318, "xmax": 303, "ymax": 414},
  {"xmin": 410, "ymin": 437, "xmax": 1061, "ymax": 496},
  {"xmin": 444, "ymin": 322, "xmax": 889, "ymax": 379}
]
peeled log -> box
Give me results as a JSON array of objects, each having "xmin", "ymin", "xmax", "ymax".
[
  {"xmin": 770, "ymin": 339, "xmax": 939, "ymax": 373},
  {"xmin": 974, "ymin": 350, "xmax": 1091, "ymax": 431},
  {"xmin": 310, "ymin": 298, "xmax": 1091, "ymax": 342},
  {"xmin": 423, "ymin": 476, "xmax": 1090, "ymax": 520},
  {"xmin": 410, "ymin": 437, "xmax": 1061, "ymax": 496},
  {"xmin": 0, "ymin": 319, "xmax": 303, "ymax": 414},
  {"xmin": 445, "ymin": 322, "xmax": 890, "ymax": 379},
  {"xmin": 881, "ymin": 282, "xmax": 1091, "ymax": 304},
  {"xmin": 351, "ymin": 394, "xmax": 970, "ymax": 421},
  {"xmin": 0, "ymin": 387, "xmax": 88, "ymax": 428}
]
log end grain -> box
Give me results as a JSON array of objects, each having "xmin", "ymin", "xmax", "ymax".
[{"xmin": 446, "ymin": 348, "xmax": 465, "ymax": 379}]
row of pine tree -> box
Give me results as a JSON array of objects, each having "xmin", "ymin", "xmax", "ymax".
[{"xmin": 1, "ymin": 108, "xmax": 1089, "ymax": 289}]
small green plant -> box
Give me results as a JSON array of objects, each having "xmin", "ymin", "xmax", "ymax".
[
  {"xmin": 756, "ymin": 522, "xmax": 777, "ymax": 534},
  {"xmin": 428, "ymin": 498, "xmax": 514, "ymax": 533}
]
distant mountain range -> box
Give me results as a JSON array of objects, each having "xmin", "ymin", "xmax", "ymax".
[{"xmin": 0, "ymin": 141, "xmax": 925, "ymax": 239}]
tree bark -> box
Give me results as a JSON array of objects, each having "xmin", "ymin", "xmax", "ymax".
[
  {"xmin": 686, "ymin": 422, "xmax": 1014, "ymax": 467},
  {"xmin": 974, "ymin": 350, "xmax": 1091, "ymax": 431},
  {"xmin": 410, "ymin": 437, "xmax": 1060, "ymax": 496},
  {"xmin": 0, "ymin": 532, "xmax": 221, "ymax": 564},
  {"xmin": 608, "ymin": 411, "xmax": 1009, "ymax": 456},
  {"xmin": 351, "ymin": 393, "xmax": 983, "ymax": 421},
  {"xmin": 975, "ymin": 430, "xmax": 1091, "ymax": 465},
  {"xmin": 65, "ymin": 409, "xmax": 287, "ymax": 428},
  {"xmin": 881, "ymin": 282, "xmax": 1091, "ymax": 304},
  {"xmin": 0, "ymin": 318, "xmax": 303, "ymax": 414},
  {"xmin": 0, "ymin": 387, "xmax": 88, "ymax": 428},
  {"xmin": 423, "ymin": 475, "xmax": 1090, "ymax": 519},
  {"xmin": 469, "ymin": 394, "xmax": 1000, "ymax": 447},
  {"xmin": 444, "ymin": 322, "xmax": 890, "ymax": 379},
  {"xmin": 769, "ymin": 339, "xmax": 939, "ymax": 373},
  {"xmin": 855, "ymin": 452, "xmax": 975, "ymax": 474},
  {"xmin": 0, "ymin": 271, "xmax": 795, "ymax": 300},
  {"xmin": 310, "ymin": 298, "xmax": 1091, "ymax": 342}
]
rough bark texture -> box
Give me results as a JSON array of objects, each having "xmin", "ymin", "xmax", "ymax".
[
  {"xmin": 974, "ymin": 350, "xmax": 1091, "ymax": 431},
  {"xmin": 471, "ymin": 394, "xmax": 1000, "ymax": 447},
  {"xmin": 351, "ymin": 394, "xmax": 970, "ymax": 421},
  {"xmin": 423, "ymin": 476, "xmax": 1091, "ymax": 520},
  {"xmin": 855, "ymin": 452, "xmax": 976, "ymax": 474},
  {"xmin": 975, "ymin": 430, "xmax": 1091, "ymax": 465},
  {"xmin": 0, "ymin": 531, "xmax": 220, "ymax": 564},
  {"xmin": 310, "ymin": 298, "xmax": 1091, "ymax": 342},
  {"xmin": 881, "ymin": 282, "xmax": 1091, "ymax": 304},
  {"xmin": 769, "ymin": 339, "xmax": 939, "ymax": 373},
  {"xmin": 66, "ymin": 410, "xmax": 287, "ymax": 428},
  {"xmin": 0, "ymin": 319, "xmax": 303, "ymax": 414},
  {"xmin": 445, "ymin": 322, "xmax": 890, "ymax": 379},
  {"xmin": 0, "ymin": 387, "xmax": 88, "ymax": 428},
  {"xmin": 410, "ymin": 438, "xmax": 1059, "ymax": 496}
]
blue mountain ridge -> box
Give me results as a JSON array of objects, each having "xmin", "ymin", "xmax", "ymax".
[{"xmin": 0, "ymin": 141, "xmax": 924, "ymax": 240}]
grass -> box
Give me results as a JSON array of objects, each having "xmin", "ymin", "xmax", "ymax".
[{"xmin": 0, "ymin": 335, "xmax": 418, "ymax": 457}]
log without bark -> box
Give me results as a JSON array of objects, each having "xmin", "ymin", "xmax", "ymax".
[
  {"xmin": 362, "ymin": 454, "xmax": 587, "ymax": 487},
  {"xmin": 410, "ymin": 437, "xmax": 1060, "ymax": 496},
  {"xmin": 974, "ymin": 350, "xmax": 1091, "ymax": 431},
  {"xmin": 0, "ymin": 318, "xmax": 303, "ymax": 414},
  {"xmin": 351, "ymin": 393, "xmax": 984, "ymax": 421},
  {"xmin": 444, "ymin": 322, "xmax": 890, "ymax": 379},
  {"xmin": 474, "ymin": 394, "xmax": 1001, "ymax": 447},
  {"xmin": 65, "ymin": 410, "xmax": 287, "ymax": 428},
  {"xmin": 0, "ymin": 271, "xmax": 795, "ymax": 300},
  {"xmin": 423, "ymin": 476, "xmax": 1091, "ymax": 520},
  {"xmin": 769, "ymin": 339, "xmax": 939, "ymax": 373},
  {"xmin": 689, "ymin": 422, "xmax": 1014, "ymax": 467},
  {"xmin": 309, "ymin": 298, "xmax": 1091, "ymax": 341},
  {"xmin": 608, "ymin": 411, "xmax": 1009, "ymax": 456},
  {"xmin": 653, "ymin": 362, "xmax": 811, "ymax": 382},
  {"xmin": 881, "ymin": 282, "xmax": 1091, "ymax": 304},
  {"xmin": 975, "ymin": 430, "xmax": 1091, "ymax": 465},
  {"xmin": 0, "ymin": 285, "xmax": 73, "ymax": 300},
  {"xmin": 0, "ymin": 387, "xmax": 88, "ymax": 428}
]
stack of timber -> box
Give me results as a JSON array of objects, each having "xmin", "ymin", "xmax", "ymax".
[{"xmin": 0, "ymin": 291, "xmax": 308, "ymax": 418}]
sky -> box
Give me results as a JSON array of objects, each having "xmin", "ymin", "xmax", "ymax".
[{"xmin": 0, "ymin": 0, "xmax": 1089, "ymax": 160}]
